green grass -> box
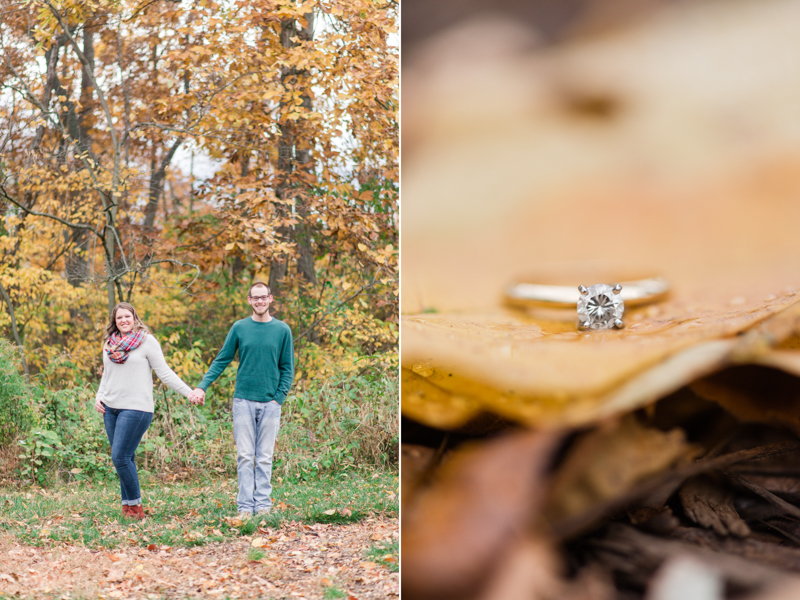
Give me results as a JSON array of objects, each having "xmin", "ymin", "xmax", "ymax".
[
  {"xmin": 247, "ymin": 547, "xmax": 266, "ymax": 561},
  {"xmin": 367, "ymin": 538, "xmax": 399, "ymax": 572},
  {"xmin": 0, "ymin": 471, "xmax": 398, "ymax": 549},
  {"xmin": 323, "ymin": 585, "xmax": 349, "ymax": 599}
]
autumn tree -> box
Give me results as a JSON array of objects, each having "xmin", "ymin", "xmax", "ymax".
[{"xmin": 0, "ymin": 0, "xmax": 397, "ymax": 382}]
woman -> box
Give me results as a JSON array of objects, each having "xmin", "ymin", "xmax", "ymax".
[{"xmin": 94, "ymin": 302, "xmax": 197, "ymax": 519}]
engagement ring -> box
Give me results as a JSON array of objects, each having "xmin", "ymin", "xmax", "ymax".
[{"xmin": 504, "ymin": 277, "xmax": 669, "ymax": 330}]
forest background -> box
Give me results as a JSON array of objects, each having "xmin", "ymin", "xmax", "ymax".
[{"xmin": 0, "ymin": 0, "xmax": 398, "ymax": 489}]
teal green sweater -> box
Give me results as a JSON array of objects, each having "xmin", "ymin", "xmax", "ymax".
[{"xmin": 199, "ymin": 317, "xmax": 294, "ymax": 404}]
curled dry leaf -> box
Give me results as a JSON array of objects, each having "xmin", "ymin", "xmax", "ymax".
[
  {"xmin": 692, "ymin": 364, "xmax": 800, "ymax": 434},
  {"xmin": 544, "ymin": 415, "xmax": 697, "ymax": 524},
  {"xmin": 403, "ymin": 298, "xmax": 800, "ymax": 431},
  {"xmin": 402, "ymin": 430, "xmax": 560, "ymax": 600}
]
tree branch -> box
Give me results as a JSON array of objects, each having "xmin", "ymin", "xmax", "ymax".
[
  {"xmin": 139, "ymin": 259, "xmax": 201, "ymax": 291},
  {"xmin": 0, "ymin": 182, "xmax": 101, "ymax": 235},
  {"xmin": 295, "ymin": 278, "xmax": 379, "ymax": 342}
]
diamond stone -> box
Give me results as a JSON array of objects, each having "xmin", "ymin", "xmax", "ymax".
[{"xmin": 577, "ymin": 284, "xmax": 624, "ymax": 330}]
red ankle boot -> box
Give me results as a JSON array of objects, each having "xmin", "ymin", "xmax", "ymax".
[
  {"xmin": 129, "ymin": 504, "xmax": 146, "ymax": 520},
  {"xmin": 122, "ymin": 505, "xmax": 134, "ymax": 518}
]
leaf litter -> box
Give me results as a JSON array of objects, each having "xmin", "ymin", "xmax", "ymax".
[{"xmin": 0, "ymin": 517, "xmax": 398, "ymax": 599}]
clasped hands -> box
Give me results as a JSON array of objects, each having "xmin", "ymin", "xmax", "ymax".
[
  {"xmin": 188, "ymin": 388, "xmax": 206, "ymax": 405},
  {"xmin": 94, "ymin": 388, "xmax": 205, "ymax": 413}
]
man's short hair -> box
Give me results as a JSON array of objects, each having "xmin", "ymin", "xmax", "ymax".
[{"xmin": 249, "ymin": 281, "xmax": 271, "ymax": 296}]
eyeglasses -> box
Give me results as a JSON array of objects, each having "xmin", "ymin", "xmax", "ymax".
[{"xmin": 249, "ymin": 295, "xmax": 271, "ymax": 302}]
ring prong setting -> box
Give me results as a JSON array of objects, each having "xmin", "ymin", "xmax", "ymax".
[{"xmin": 577, "ymin": 283, "xmax": 625, "ymax": 330}]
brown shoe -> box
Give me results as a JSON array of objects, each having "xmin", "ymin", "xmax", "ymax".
[
  {"xmin": 122, "ymin": 505, "xmax": 134, "ymax": 518},
  {"xmin": 129, "ymin": 504, "xmax": 146, "ymax": 520}
]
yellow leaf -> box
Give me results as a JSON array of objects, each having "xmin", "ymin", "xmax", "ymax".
[{"xmin": 401, "ymin": 293, "xmax": 800, "ymax": 430}]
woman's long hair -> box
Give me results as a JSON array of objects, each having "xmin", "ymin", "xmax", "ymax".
[{"xmin": 103, "ymin": 302, "xmax": 151, "ymax": 342}]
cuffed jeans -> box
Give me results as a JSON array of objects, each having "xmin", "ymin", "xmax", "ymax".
[
  {"xmin": 232, "ymin": 398, "xmax": 281, "ymax": 513},
  {"xmin": 102, "ymin": 405, "xmax": 153, "ymax": 506}
]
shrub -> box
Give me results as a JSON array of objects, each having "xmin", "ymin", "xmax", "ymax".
[
  {"xmin": 4, "ymin": 351, "xmax": 398, "ymax": 486},
  {"xmin": 0, "ymin": 339, "xmax": 35, "ymax": 448},
  {"xmin": 277, "ymin": 368, "xmax": 399, "ymax": 479}
]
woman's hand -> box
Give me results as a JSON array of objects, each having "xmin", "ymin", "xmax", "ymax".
[
  {"xmin": 94, "ymin": 398, "xmax": 106, "ymax": 414},
  {"xmin": 188, "ymin": 388, "xmax": 205, "ymax": 406}
]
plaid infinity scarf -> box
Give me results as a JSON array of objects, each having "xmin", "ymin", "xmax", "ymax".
[{"xmin": 106, "ymin": 330, "xmax": 147, "ymax": 364}]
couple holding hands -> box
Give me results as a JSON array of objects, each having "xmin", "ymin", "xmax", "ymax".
[{"xmin": 94, "ymin": 282, "xmax": 294, "ymax": 520}]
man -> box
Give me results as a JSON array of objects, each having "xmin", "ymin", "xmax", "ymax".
[{"xmin": 191, "ymin": 282, "xmax": 294, "ymax": 518}]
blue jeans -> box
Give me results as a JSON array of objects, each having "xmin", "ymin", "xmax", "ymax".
[
  {"xmin": 102, "ymin": 405, "xmax": 153, "ymax": 506},
  {"xmin": 232, "ymin": 398, "xmax": 281, "ymax": 513}
]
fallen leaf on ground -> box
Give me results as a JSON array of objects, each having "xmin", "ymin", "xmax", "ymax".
[
  {"xmin": 403, "ymin": 431, "xmax": 559, "ymax": 600},
  {"xmin": 0, "ymin": 517, "xmax": 398, "ymax": 599}
]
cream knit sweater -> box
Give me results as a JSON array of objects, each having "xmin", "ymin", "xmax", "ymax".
[{"xmin": 96, "ymin": 334, "xmax": 193, "ymax": 413}]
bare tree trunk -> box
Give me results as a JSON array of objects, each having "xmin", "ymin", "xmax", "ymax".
[
  {"xmin": 65, "ymin": 227, "xmax": 91, "ymax": 286},
  {"xmin": 269, "ymin": 97, "xmax": 294, "ymax": 295},
  {"xmin": 143, "ymin": 37, "xmax": 182, "ymax": 231},
  {"xmin": 231, "ymin": 152, "xmax": 251, "ymax": 281},
  {"xmin": 294, "ymin": 11, "xmax": 317, "ymax": 287},
  {"xmin": 295, "ymin": 190, "xmax": 317, "ymax": 285},
  {"xmin": 33, "ymin": 35, "xmax": 65, "ymax": 152},
  {"xmin": 104, "ymin": 236, "xmax": 117, "ymax": 310},
  {"xmin": 78, "ymin": 22, "xmax": 95, "ymax": 154},
  {"xmin": 57, "ymin": 22, "xmax": 97, "ymax": 284},
  {"xmin": 269, "ymin": 10, "xmax": 318, "ymax": 293},
  {"xmin": 144, "ymin": 138, "xmax": 182, "ymax": 229}
]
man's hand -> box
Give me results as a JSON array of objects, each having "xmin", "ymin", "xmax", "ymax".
[{"xmin": 189, "ymin": 388, "xmax": 206, "ymax": 405}]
